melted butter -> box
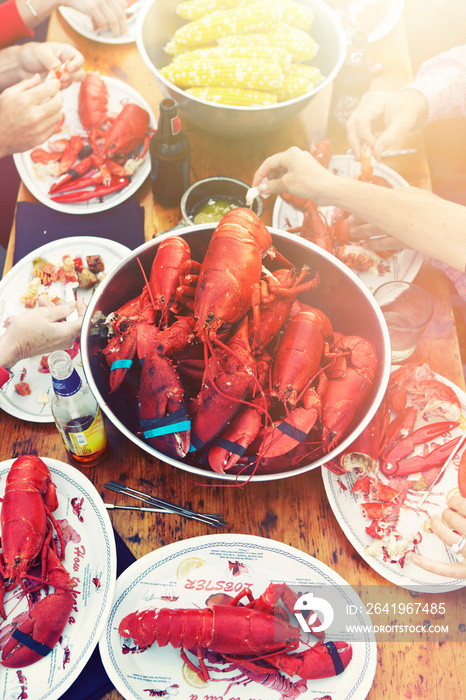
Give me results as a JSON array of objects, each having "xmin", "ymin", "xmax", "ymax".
[{"xmin": 192, "ymin": 196, "xmax": 242, "ymax": 224}]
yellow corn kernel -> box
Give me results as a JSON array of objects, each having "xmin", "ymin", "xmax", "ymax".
[
  {"xmin": 218, "ymin": 23, "xmax": 319, "ymax": 61},
  {"xmin": 176, "ymin": 0, "xmax": 243, "ymax": 21},
  {"xmin": 276, "ymin": 63, "xmax": 323, "ymax": 101},
  {"xmin": 186, "ymin": 86, "xmax": 278, "ymax": 105},
  {"xmin": 165, "ymin": 1, "xmax": 281, "ymax": 54},
  {"xmin": 161, "ymin": 57, "xmax": 283, "ymax": 90},
  {"xmin": 172, "ymin": 45, "xmax": 292, "ymax": 69},
  {"xmin": 277, "ymin": 0, "xmax": 314, "ymax": 31}
]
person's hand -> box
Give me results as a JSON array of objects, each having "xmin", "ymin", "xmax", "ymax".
[
  {"xmin": 0, "ymin": 302, "xmax": 85, "ymax": 370},
  {"xmin": 17, "ymin": 42, "xmax": 85, "ymax": 87},
  {"xmin": 345, "ymin": 216, "xmax": 405, "ymax": 251},
  {"xmin": 346, "ymin": 89, "xmax": 429, "ymax": 160},
  {"xmin": 65, "ymin": 0, "xmax": 128, "ymax": 37},
  {"xmin": 410, "ymin": 493, "xmax": 466, "ymax": 579},
  {"xmin": 252, "ymin": 146, "xmax": 338, "ymax": 206},
  {"xmin": 0, "ymin": 74, "xmax": 64, "ymax": 156}
]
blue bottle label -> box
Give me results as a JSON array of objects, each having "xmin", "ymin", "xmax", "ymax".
[{"xmin": 52, "ymin": 368, "xmax": 82, "ymax": 397}]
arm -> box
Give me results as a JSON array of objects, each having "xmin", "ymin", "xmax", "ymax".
[
  {"xmin": 347, "ymin": 44, "xmax": 466, "ymax": 158},
  {"xmin": 12, "ymin": 0, "xmax": 128, "ymax": 38},
  {"xmin": 252, "ymin": 147, "xmax": 466, "ymax": 272},
  {"xmin": 0, "ymin": 0, "xmax": 33, "ymax": 48}
]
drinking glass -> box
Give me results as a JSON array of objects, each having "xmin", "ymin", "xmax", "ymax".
[{"xmin": 373, "ymin": 281, "xmax": 433, "ymax": 363}]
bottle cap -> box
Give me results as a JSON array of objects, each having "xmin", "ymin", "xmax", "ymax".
[{"xmin": 351, "ymin": 29, "xmax": 368, "ymax": 49}]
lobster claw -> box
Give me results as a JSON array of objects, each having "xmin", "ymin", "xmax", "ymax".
[
  {"xmin": 138, "ymin": 351, "xmax": 191, "ymax": 459},
  {"xmin": 269, "ymin": 640, "xmax": 353, "ymax": 680},
  {"xmin": 260, "ymin": 387, "xmax": 321, "ymax": 460},
  {"xmin": 0, "ymin": 549, "xmax": 74, "ymax": 668},
  {"xmin": 379, "ymin": 421, "xmax": 459, "ymax": 476}
]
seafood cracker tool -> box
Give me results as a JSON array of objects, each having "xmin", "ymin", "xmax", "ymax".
[{"xmin": 104, "ymin": 481, "xmax": 227, "ymax": 528}]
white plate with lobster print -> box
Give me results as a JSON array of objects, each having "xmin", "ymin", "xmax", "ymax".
[
  {"xmin": 58, "ymin": 2, "xmax": 148, "ymax": 44},
  {"xmin": 322, "ymin": 368, "xmax": 466, "ymax": 592},
  {"xmin": 0, "ymin": 236, "xmax": 130, "ymax": 423},
  {"xmin": 13, "ymin": 75, "xmax": 155, "ymax": 215},
  {"xmin": 0, "ymin": 457, "xmax": 117, "ymax": 700},
  {"xmin": 273, "ymin": 155, "xmax": 423, "ymax": 293},
  {"xmin": 99, "ymin": 533, "xmax": 377, "ymax": 700}
]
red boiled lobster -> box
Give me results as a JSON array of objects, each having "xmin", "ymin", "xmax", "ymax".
[
  {"xmin": 31, "ymin": 72, "xmax": 153, "ymax": 203},
  {"xmin": 102, "ymin": 208, "xmax": 379, "ymax": 476},
  {"xmin": 326, "ymin": 362, "xmax": 464, "ymax": 558},
  {"xmin": 0, "ymin": 455, "xmax": 75, "ymax": 668},
  {"xmin": 119, "ymin": 583, "xmax": 352, "ymax": 692}
]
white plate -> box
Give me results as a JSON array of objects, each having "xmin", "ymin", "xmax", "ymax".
[
  {"xmin": 273, "ymin": 154, "xmax": 423, "ymax": 293},
  {"xmin": 332, "ymin": 0, "xmax": 405, "ymax": 42},
  {"xmin": 100, "ymin": 533, "xmax": 377, "ymax": 700},
  {"xmin": 58, "ymin": 3, "xmax": 148, "ymax": 44},
  {"xmin": 322, "ymin": 370, "xmax": 466, "ymax": 592},
  {"xmin": 0, "ymin": 236, "xmax": 130, "ymax": 423},
  {"xmin": 13, "ymin": 76, "xmax": 155, "ymax": 214},
  {"xmin": 0, "ymin": 457, "xmax": 117, "ymax": 700}
]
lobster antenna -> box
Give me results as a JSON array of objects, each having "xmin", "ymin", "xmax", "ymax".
[{"xmin": 136, "ymin": 257, "xmax": 161, "ymax": 326}]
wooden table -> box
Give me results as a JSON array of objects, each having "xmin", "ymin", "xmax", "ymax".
[{"xmin": 1, "ymin": 10, "xmax": 465, "ymax": 700}]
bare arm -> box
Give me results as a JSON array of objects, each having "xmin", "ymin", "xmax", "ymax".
[
  {"xmin": 15, "ymin": 0, "xmax": 128, "ymax": 37},
  {"xmin": 252, "ymin": 147, "xmax": 466, "ymax": 272}
]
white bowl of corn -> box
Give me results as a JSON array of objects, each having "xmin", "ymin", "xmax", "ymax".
[{"xmin": 136, "ymin": 0, "xmax": 346, "ymax": 137}]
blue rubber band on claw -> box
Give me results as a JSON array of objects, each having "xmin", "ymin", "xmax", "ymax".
[
  {"xmin": 277, "ymin": 421, "xmax": 308, "ymax": 442},
  {"xmin": 140, "ymin": 409, "xmax": 191, "ymax": 439},
  {"xmin": 189, "ymin": 431, "xmax": 205, "ymax": 452},
  {"xmin": 12, "ymin": 628, "xmax": 53, "ymax": 657},
  {"xmin": 111, "ymin": 359, "xmax": 133, "ymax": 370},
  {"xmin": 212, "ymin": 437, "xmax": 246, "ymax": 457},
  {"xmin": 325, "ymin": 640, "xmax": 345, "ymax": 675}
]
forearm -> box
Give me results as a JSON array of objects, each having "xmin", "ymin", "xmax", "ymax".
[
  {"xmin": 322, "ymin": 178, "xmax": 466, "ymax": 272},
  {"xmin": 15, "ymin": 0, "xmax": 60, "ymax": 29}
]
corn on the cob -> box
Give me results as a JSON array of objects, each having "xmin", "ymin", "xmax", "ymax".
[
  {"xmin": 186, "ymin": 86, "xmax": 277, "ymax": 105},
  {"xmin": 165, "ymin": 1, "xmax": 281, "ymax": 54},
  {"xmin": 276, "ymin": 64, "xmax": 323, "ymax": 101},
  {"xmin": 277, "ymin": 0, "xmax": 314, "ymax": 31},
  {"xmin": 172, "ymin": 45, "xmax": 292, "ymax": 69},
  {"xmin": 161, "ymin": 57, "xmax": 283, "ymax": 90},
  {"xmin": 218, "ymin": 23, "xmax": 319, "ymax": 61},
  {"xmin": 176, "ymin": 0, "xmax": 243, "ymax": 21}
]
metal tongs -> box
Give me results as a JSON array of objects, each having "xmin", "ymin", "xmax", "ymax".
[{"xmin": 104, "ymin": 481, "xmax": 227, "ymax": 528}]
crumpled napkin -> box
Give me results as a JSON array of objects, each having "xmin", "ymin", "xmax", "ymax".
[
  {"xmin": 61, "ymin": 527, "xmax": 136, "ymax": 700},
  {"xmin": 13, "ymin": 198, "xmax": 145, "ymax": 264}
]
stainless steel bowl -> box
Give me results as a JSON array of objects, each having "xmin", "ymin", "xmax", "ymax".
[
  {"xmin": 136, "ymin": 0, "xmax": 346, "ymax": 137},
  {"xmin": 81, "ymin": 226, "xmax": 391, "ymax": 482},
  {"xmin": 180, "ymin": 176, "xmax": 263, "ymax": 225}
]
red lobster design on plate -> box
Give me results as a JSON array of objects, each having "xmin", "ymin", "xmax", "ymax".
[
  {"xmin": 0, "ymin": 455, "xmax": 76, "ymax": 667},
  {"xmin": 30, "ymin": 72, "xmax": 154, "ymax": 204},
  {"xmin": 119, "ymin": 582, "xmax": 352, "ymax": 696},
  {"xmin": 102, "ymin": 206, "xmax": 379, "ymax": 478}
]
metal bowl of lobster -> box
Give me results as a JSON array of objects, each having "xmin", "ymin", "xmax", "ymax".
[
  {"xmin": 136, "ymin": 0, "xmax": 346, "ymax": 137},
  {"xmin": 81, "ymin": 208, "xmax": 391, "ymax": 481}
]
